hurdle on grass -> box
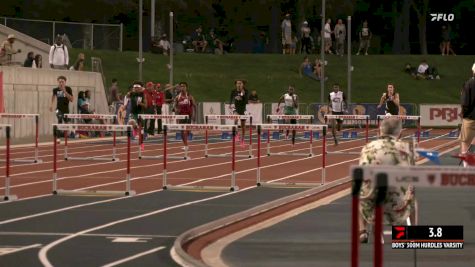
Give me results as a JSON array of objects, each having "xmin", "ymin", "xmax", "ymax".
[
  {"xmin": 205, "ymin": 114, "xmax": 253, "ymax": 158},
  {"xmin": 256, "ymin": 124, "xmax": 327, "ymax": 188},
  {"xmin": 162, "ymin": 124, "xmax": 239, "ymax": 192},
  {"xmin": 0, "ymin": 124, "xmax": 16, "ymax": 201},
  {"xmin": 0, "ymin": 113, "xmax": 41, "ymax": 163},
  {"xmin": 137, "ymin": 114, "xmax": 189, "ymax": 160},
  {"xmin": 350, "ymin": 165, "xmax": 474, "ymax": 267},
  {"xmin": 60, "ymin": 123, "xmax": 121, "ymax": 161},
  {"xmin": 52, "ymin": 124, "xmax": 135, "ymax": 196},
  {"xmin": 377, "ymin": 115, "xmax": 421, "ymax": 143}
]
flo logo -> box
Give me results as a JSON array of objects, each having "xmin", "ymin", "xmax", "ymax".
[{"xmin": 430, "ymin": 13, "xmax": 455, "ymax": 21}]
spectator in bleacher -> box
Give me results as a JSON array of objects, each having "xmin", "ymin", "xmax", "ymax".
[
  {"xmin": 23, "ymin": 52, "xmax": 35, "ymax": 68},
  {"xmin": 281, "ymin": 13, "xmax": 292, "ymax": 54},
  {"xmin": 157, "ymin": 34, "xmax": 171, "ymax": 56},
  {"xmin": 154, "ymin": 83, "xmax": 165, "ymax": 134},
  {"xmin": 191, "ymin": 26, "xmax": 208, "ymax": 53},
  {"xmin": 164, "ymin": 83, "xmax": 175, "ymax": 105},
  {"xmin": 248, "ymin": 90, "xmax": 260, "ymax": 103},
  {"xmin": 70, "ymin": 53, "xmax": 85, "ymax": 71},
  {"xmin": 34, "ymin": 54, "xmax": 42, "ymax": 68},
  {"xmin": 358, "ymin": 117, "xmax": 416, "ymax": 243},
  {"xmin": 356, "ymin": 21, "xmax": 372, "ymax": 56},
  {"xmin": 49, "ymin": 35, "xmax": 69, "ymax": 69},
  {"xmin": 0, "ymin": 34, "xmax": 21, "ymax": 65},
  {"xmin": 84, "ymin": 90, "xmax": 95, "ymax": 113},
  {"xmin": 143, "ymin": 82, "xmax": 157, "ymax": 136},
  {"xmin": 109, "ymin": 78, "xmax": 122, "ymax": 112},
  {"xmin": 323, "ymin": 19, "xmax": 333, "ymax": 54},
  {"xmin": 300, "ymin": 21, "xmax": 311, "ymax": 54},
  {"xmin": 50, "ymin": 75, "xmax": 73, "ymax": 143},
  {"xmin": 121, "ymin": 85, "xmax": 133, "ymax": 125}
]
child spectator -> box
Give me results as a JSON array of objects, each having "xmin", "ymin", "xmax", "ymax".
[
  {"xmin": 70, "ymin": 53, "xmax": 85, "ymax": 71},
  {"xmin": 34, "ymin": 54, "xmax": 42, "ymax": 68},
  {"xmin": 23, "ymin": 52, "xmax": 35, "ymax": 67},
  {"xmin": 248, "ymin": 90, "xmax": 260, "ymax": 103}
]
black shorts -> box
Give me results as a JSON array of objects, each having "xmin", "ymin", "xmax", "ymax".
[
  {"xmin": 179, "ymin": 118, "xmax": 191, "ymax": 124},
  {"xmin": 234, "ymin": 106, "xmax": 246, "ymax": 116},
  {"xmin": 332, "ymin": 111, "xmax": 344, "ymax": 123}
]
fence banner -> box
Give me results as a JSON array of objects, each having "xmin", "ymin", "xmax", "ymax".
[
  {"xmin": 419, "ymin": 104, "xmax": 461, "ymax": 127},
  {"xmin": 308, "ymin": 103, "xmax": 417, "ymax": 126},
  {"xmin": 246, "ymin": 103, "xmax": 263, "ymax": 124},
  {"xmin": 0, "ymin": 71, "xmax": 4, "ymax": 113},
  {"xmin": 202, "ymin": 102, "xmax": 222, "ymax": 124}
]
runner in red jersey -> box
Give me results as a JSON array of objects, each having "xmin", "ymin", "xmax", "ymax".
[{"xmin": 174, "ymin": 82, "xmax": 196, "ymax": 150}]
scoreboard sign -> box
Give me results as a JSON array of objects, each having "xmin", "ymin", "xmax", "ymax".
[{"xmin": 392, "ymin": 225, "xmax": 464, "ymax": 249}]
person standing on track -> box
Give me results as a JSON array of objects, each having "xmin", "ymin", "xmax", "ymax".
[
  {"xmin": 50, "ymin": 75, "xmax": 73, "ymax": 143},
  {"xmin": 327, "ymin": 83, "xmax": 347, "ymax": 145},
  {"xmin": 377, "ymin": 83, "xmax": 400, "ymax": 115},
  {"xmin": 276, "ymin": 85, "xmax": 299, "ymax": 145},
  {"xmin": 174, "ymin": 82, "xmax": 196, "ymax": 152},
  {"xmin": 229, "ymin": 79, "xmax": 249, "ymax": 146},
  {"xmin": 459, "ymin": 63, "xmax": 475, "ymax": 167}
]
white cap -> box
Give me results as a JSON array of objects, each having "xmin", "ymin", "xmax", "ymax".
[
  {"xmin": 303, "ymin": 21, "xmax": 308, "ymax": 25},
  {"xmin": 472, "ymin": 62, "xmax": 475, "ymax": 73}
]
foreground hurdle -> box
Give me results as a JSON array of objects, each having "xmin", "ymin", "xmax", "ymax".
[
  {"xmin": 350, "ymin": 165, "xmax": 474, "ymax": 267},
  {"xmin": 137, "ymin": 114, "xmax": 189, "ymax": 160},
  {"xmin": 205, "ymin": 114, "xmax": 253, "ymax": 158},
  {"xmin": 163, "ymin": 124, "xmax": 239, "ymax": 192},
  {"xmin": 377, "ymin": 115, "xmax": 421, "ymax": 143},
  {"xmin": 0, "ymin": 113, "xmax": 42, "ymax": 163},
  {"xmin": 0, "ymin": 124, "xmax": 16, "ymax": 201},
  {"xmin": 52, "ymin": 124, "xmax": 135, "ymax": 196},
  {"xmin": 256, "ymin": 124, "xmax": 327, "ymax": 188}
]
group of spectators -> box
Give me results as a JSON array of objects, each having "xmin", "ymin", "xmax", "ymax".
[
  {"xmin": 0, "ymin": 33, "xmax": 85, "ymax": 71},
  {"xmin": 281, "ymin": 13, "xmax": 372, "ymax": 56},
  {"xmin": 404, "ymin": 60, "xmax": 440, "ymax": 80}
]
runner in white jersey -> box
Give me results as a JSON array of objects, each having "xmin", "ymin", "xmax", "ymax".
[
  {"xmin": 277, "ymin": 86, "xmax": 299, "ymax": 145},
  {"xmin": 327, "ymin": 83, "xmax": 347, "ymax": 145}
]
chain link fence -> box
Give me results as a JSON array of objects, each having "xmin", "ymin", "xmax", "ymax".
[{"xmin": 1, "ymin": 17, "xmax": 122, "ymax": 51}]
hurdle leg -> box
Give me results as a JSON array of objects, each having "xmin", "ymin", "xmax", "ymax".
[
  {"xmin": 322, "ymin": 128, "xmax": 326, "ymax": 184},
  {"xmin": 64, "ymin": 130, "xmax": 68, "ymax": 160},
  {"xmin": 248, "ymin": 117, "xmax": 253, "ymax": 158},
  {"xmin": 112, "ymin": 131, "xmax": 117, "ymax": 161},
  {"xmin": 3, "ymin": 126, "xmax": 13, "ymax": 200},
  {"xmin": 309, "ymin": 130, "xmax": 313, "ymax": 157},
  {"xmin": 162, "ymin": 126, "xmax": 168, "ymax": 189},
  {"xmin": 417, "ymin": 118, "xmax": 421, "ymax": 144},
  {"xmin": 257, "ymin": 126, "xmax": 261, "ymax": 186},
  {"xmin": 374, "ymin": 174, "xmax": 388, "ymax": 267},
  {"xmin": 266, "ymin": 129, "xmax": 270, "ymax": 156},
  {"xmin": 52, "ymin": 126, "xmax": 58, "ymax": 194},
  {"xmin": 231, "ymin": 126, "xmax": 237, "ymax": 191},
  {"xmin": 125, "ymin": 129, "xmax": 132, "ymax": 195},
  {"xmin": 351, "ymin": 168, "xmax": 363, "ymax": 267},
  {"xmin": 35, "ymin": 115, "xmax": 39, "ymax": 162},
  {"xmin": 205, "ymin": 129, "xmax": 208, "ymax": 157},
  {"xmin": 365, "ymin": 117, "xmax": 369, "ymax": 143}
]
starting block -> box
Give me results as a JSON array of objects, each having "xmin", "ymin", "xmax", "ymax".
[
  {"xmin": 342, "ymin": 131, "xmax": 358, "ymax": 139},
  {"xmin": 303, "ymin": 131, "xmax": 320, "ymax": 139},
  {"xmin": 448, "ymin": 130, "xmax": 459, "ymax": 138},
  {"xmin": 415, "ymin": 131, "xmax": 430, "ymax": 138},
  {"xmin": 175, "ymin": 132, "xmax": 193, "ymax": 141}
]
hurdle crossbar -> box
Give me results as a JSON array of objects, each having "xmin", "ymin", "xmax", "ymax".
[
  {"xmin": 0, "ymin": 113, "xmax": 42, "ymax": 163},
  {"xmin": 163, "ymin": 124, "xmax": 239, "ymax": 192},
  {"xmin": 204, "ymin": 115, "xmax": 253, "ymax": 158},
  {"xmin": 266, "ymin": 114, "xmax": 314, "ymax": 122},
  {"xmin": 1, "ymin": 124, "xmax": 17, "ymax": 201},
  {"xmin": 64, "ymin": 114, "xmax": 117, "ymax": 121},
  {"xmin": 52, "ymin": 124, "xmax": 135, "ymax": 196},
  {"xmin": 324, "ymin": 114, "xmax": 370, "ymax": 143},
  {"xmin": 137, "ymin": 115, "xmax": 189, "ymax": 160},
  {"xmin": 377, "ymin": 114, "xmax": 421, "ymax": 143},
  {"xmin": 56, "ymin": 124, "xmax": 128, "ymax": 161},
  {"xmin": 350, "ymin": 165, "xmax": 474, "ymax": 267},
  {"xmin": 256, "ymin": 124, "xmax": 327, "ymax": 187}
]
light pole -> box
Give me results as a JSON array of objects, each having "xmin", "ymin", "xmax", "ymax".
[
  {"xmin": 320, "ymin": 0, "xmax": 326, "ymax": 105},
  {"xmin": 169, "ymin": 12, "xmax": 174, "ymax": 85},
  {"xmin": 347, "ymin": 16, "xmax": 352, "ymax": 105},
  {"xmin": 138, "ymin": 0, "xmax": 144, "ymax": 81}
]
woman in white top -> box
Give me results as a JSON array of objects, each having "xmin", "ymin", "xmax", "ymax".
[
  {"xmin": 328, "ymin": 83, "xmax": 347, "ymax": 145},
  {"xmin": 277, "ymin": 86, "xmax": 299, "ymax": 145}
]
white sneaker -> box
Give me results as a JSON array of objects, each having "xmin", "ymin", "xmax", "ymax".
[
  {"xmin": 365, "ymin": 52, "xmax": 368, "ymax": 56},
  {"xmin": 56, "ymin": 138, "xmax": 61, "ymax": 144}
]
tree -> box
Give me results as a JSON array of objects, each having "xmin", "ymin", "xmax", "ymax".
[{"xmin": 411, "ymin": 0, "xmax": 430, "ymax": 54}]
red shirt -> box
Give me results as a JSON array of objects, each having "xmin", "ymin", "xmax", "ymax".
[
  {"xmin": 177, "ymin": 93, "xmax": 193, "ymax": 116},
  {"xmin": 144, "ymin": 89, "xmax": 155, "ymax": 108},
  {"xmin": 154, "ymin": 91, "xmax": 164, "ymax": 107}
]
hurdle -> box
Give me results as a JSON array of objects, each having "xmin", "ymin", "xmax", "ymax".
[
  {"xmin": 350, "ymin": 165, "xmax": 474, "ymax": 267},
  {"xmin": 266, "ymin": 114, "xmax": 314, "ymax": 140},
  {"xmin": 377, "ymin": 115, "xmax": 421, "ymax": 143},
  {"xmin": 256, "ymin": 124, "xmax": 327, "ymax": 188},
  {"xmin": 0, "ymin": 124, "xmax": 17, "ymax": 201},
  {"xmin": 60, "ymin": 123, "xmax": 122, "ymax": 161},
  {"xmin": 52, "ymin": 124, "xmax": 135, "ymax": 196},
  {"xmin": 137, "ymin": 114, "xmax": 189, "ymax": 160},
  {"xmin": 0, "ymin": 113, "xmax": 42, "ymax": 163},
  {"xmin": 204, "ymin": 114, "xmax": 253, "ymax": 158},
  {"xmin": 162, "ymin": 124, "xmax": 239, "ymax": 192},
  {"xmin": 325, "ymin": 114, "xmax": 370, "ymax": 155}
]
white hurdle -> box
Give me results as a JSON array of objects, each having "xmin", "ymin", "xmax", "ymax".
[
  {"xmin": 377, "ymin": 114, "xmax": 421, "ymax": 143},
  {"xmin": 204, "ymin": 114, "xmax": 253, "ymax": 158},
  {"xmin": 350, "ymin": 165, "xmax": 475, "ymax": 267},
  {"xmin": 256, "ymin": 124, "xmax": 327, "ymax": 188},
  {"xmin": 162, "ymin": 124, "xmax": 239, "ymax": 192},
  {"xmin": 52, "ymin": 124, "xmax": 135, "ymax": 196},
  {"xmin": 266, "ymin": 114, "xmax": 314, "ymax": 123},
  {"xmin": 0, "ymin": 124, "xmax": 17, "ymax": 201},
  {"xmin": 325, "ymin": 114, "xmax": 370, "ymax": 155},
  {"xmin": 0, "ymin": 113, "xmax": 42, "ymax": 163},
  {"xmin": 137, "ymin": 114, "xmax": 189, "ymax": 160}
]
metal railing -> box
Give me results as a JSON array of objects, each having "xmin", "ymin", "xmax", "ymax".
[{"xmin": 1, "ymin": 16, "xmax": 123, "ymax": 51}]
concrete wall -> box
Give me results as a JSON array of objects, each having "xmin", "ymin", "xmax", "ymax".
[
  {"xmin": 0, "ymin": 24, "xmax": 51, "ymax": 68},
  {"xmin": 0, "ymin": 66, "xmax": 109, "ymax": 139}
]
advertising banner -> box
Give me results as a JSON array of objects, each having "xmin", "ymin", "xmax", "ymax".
[{"xmin": 420, "ymin": 104, "xmax": 461, "ymax": 127}]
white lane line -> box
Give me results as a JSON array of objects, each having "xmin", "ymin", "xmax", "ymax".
[
  {"xmin": 0, "ymin": 243, "xmax": 42, "ymax": 257},
  {"xmin": 37, "ymin": 188, "xmax": 255, "ymax": 267},
  {"xmin": 201, "ymin": 189, "xmax": 350, "ymax": 267},
  {"xmin": 0, "ymin": 231, "xmax": 176, "ymax": 238},
  {"xmin": 100, "ymin": 246, "xmax": 166, "ymax": 267}
]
